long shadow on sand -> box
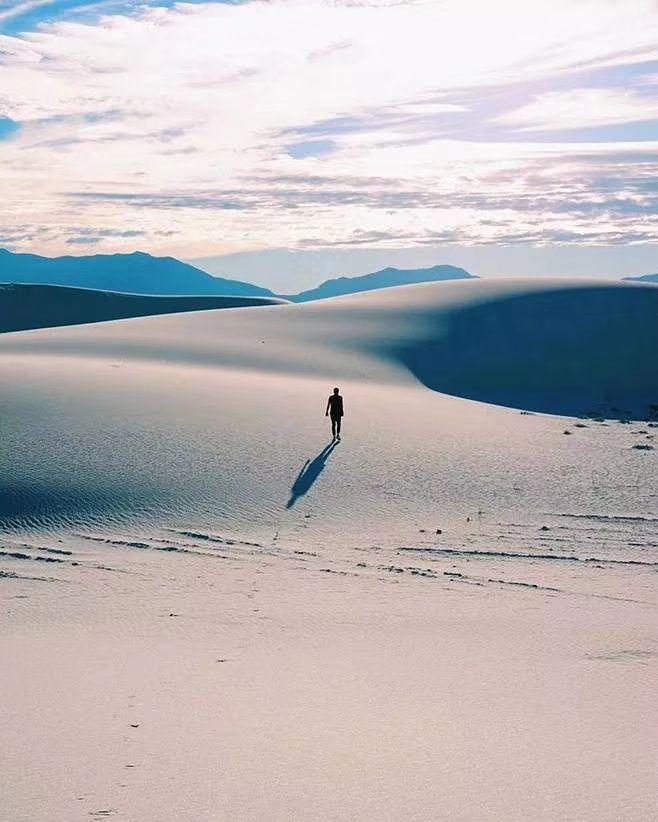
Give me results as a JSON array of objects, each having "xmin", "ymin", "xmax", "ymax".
[{"xmin": 286, "ymin": 441, "xmax": 337, "ymax": 509}]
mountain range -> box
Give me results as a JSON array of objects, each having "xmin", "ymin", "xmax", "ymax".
[
  {"xmin": 0, "ymin": 249, "xmax": 275, "ymax": 299},
  {"xmin": 2, "ymin": 248, "xmax": 655, "ymax": 304},
  {"xmin": 0, "ymin": 249, "xmax": 477, "ymax": 302}
]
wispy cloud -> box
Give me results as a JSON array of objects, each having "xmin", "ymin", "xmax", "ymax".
[
  {"xmin": 496, "ymin": 88, "xmax": 658, "ymax": 132},
  {"xmin": 0, "ymin": 0, "xmax": 657, "ymax": 256},
  {"xmin": 0, "ymin": 1, "xmax": 56, "ymax": 24}
]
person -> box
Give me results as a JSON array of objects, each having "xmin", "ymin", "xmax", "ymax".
[{"xmin": 325, "ymin": 387, "xmax": 344, "ymax": 440}]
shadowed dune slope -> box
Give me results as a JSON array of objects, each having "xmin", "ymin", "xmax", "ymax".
[
  {"xmin": 0, "ymin": 283, "xmax": 285, "ymax": 333},
  {"xmin": 2, "ymin": 278, "xmax": 656, "ymax": 417},
  {"xmin": 392, "ymin": 280, "xmax": 658, "ymax": 417}
]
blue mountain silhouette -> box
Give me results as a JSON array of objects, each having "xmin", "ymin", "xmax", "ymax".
[
  {"xmin": 283, "ymin": 264, "xmax": 476, "ymax": 302},
  {"xmin": 0, "ymin": 248, "xmax": 275, "ymax": 298},
  {"xmin": 0, "ymin": 250, "xmax": 479, "ymax": 303}
]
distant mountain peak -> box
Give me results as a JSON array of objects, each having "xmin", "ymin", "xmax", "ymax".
[{"xmin": 284, "ymin": 263, "xmax": 476, "ymax": 302}]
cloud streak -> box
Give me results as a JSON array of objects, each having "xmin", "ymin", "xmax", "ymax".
[{"xmin": 496, "ymin": 88, "xmax": 658, "ymax": 132}]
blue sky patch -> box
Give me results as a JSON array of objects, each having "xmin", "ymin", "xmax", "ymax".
[
  {"xmin": 0, "ymin": 117, "xmax": 20, "ymax": 140},
  {"xmin": 0, "ymin": 0, "xmax": 245, "ymax": 36},
  {"xmin": 286, "ymin": 140, "xmax": 338, "ymax": 159}
]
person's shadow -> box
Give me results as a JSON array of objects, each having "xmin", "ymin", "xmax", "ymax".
[{"xmin": 286, "ymin": 441, "xmax": 338, "ymax": 508}]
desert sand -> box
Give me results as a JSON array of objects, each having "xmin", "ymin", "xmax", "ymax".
[{"xmin": 1, "ymin": 278, "xmax": 657, "ymax": 821}]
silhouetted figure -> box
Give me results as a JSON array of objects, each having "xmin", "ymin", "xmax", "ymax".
[
  {"xmin": 325, "ymin": 387, "xmax": 344, "ymax": 440},
  {"xmin": 286, "ymin": 441, "xmax": 337, "ymax": 508}
]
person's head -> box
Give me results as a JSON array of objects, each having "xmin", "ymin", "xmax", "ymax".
[{"xmin": 333, "ymin": 387, "xmax": 339, "ymax": 395}]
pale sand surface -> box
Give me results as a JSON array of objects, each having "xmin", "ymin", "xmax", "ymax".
[{"xmin": 1, "ymin": 279, "xmax": 657, "ymax": 820}]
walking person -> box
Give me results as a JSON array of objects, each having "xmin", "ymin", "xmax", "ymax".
[{"xmin": 325, "ymin": 387, "xmax": 344, "ymax": 441}]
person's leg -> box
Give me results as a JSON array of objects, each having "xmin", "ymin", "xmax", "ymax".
[
  {"xmin": 336, "ymin": 417, "xmax": 341, "ymax": 437},
  {"xmin": 331, "ymin": 417, "xmax": 337, "ymax": 438}
]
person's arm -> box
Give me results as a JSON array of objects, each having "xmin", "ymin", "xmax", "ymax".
[{"xmin": 325, "ymin": 397, "xmax": 330, "ymax": 416}]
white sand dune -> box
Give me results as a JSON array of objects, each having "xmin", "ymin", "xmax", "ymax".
[
  {"xmin": 1, "ymin": 277, "xmax": 657, "ymax": 821},
  {"xmin": 0, "ymin": 277, "xmax": 655, "ymax": 531},
  {"xmin": 3, "ymin": 276, "xmax": 656, "ymax": 408}
]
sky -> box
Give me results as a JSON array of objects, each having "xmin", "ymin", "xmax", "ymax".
[{"xmin": 1, "ymin": 0, "xmax": 658, "ymax": 290}]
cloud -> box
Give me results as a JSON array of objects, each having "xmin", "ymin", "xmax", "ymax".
[
  {"xmin": 0, "ymin": 1, "xmax": 55, "ymax": 25},
  {"xmin": 0, "ymin": 0, "xmax": 657, "ymax": 256},
  {"xmin": 66, "ymin": 226, "xmax": 146, "ymax": 244},
  {"xmin": 495, "ymin": 88, "xmax": 658, "ymax": 132},
  {"xmin": 72, "ymin": 192, "xmax": 251, "ymax": 209}
]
